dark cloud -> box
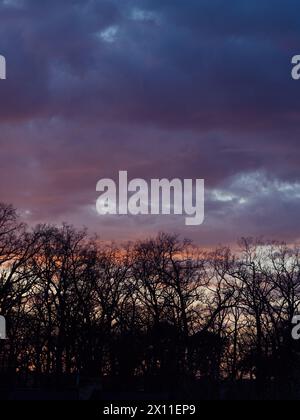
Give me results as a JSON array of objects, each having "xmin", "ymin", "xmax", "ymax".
[{"xmin": 0, "ymin": 0, "xmax": 299, "ymax": 244}]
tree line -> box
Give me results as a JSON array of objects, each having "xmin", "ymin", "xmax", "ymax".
[{"xmin": 0, "ymin": 203, "xmax": 300, "ymax": 399}]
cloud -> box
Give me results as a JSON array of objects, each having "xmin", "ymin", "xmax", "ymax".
[{"xmin": 0, "ymin": 0, "xmax": 300, "ymax": 245}]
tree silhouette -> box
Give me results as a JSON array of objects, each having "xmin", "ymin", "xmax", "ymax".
[{"xmin": 0, "ymin": 203, "xmax": 300, "ymax": 400}]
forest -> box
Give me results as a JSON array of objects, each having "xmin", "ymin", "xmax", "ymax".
[{"xmin": 0, "ymin": 202, "xmax": 299, "ymax": 400}]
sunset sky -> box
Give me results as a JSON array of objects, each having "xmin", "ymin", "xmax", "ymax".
[{"xmin": 0, "ymin": 0, "xmax": 300, "ymax": 246}]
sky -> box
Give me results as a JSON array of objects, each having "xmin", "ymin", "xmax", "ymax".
[{"xmin": 0, "ymin": 0, "xmax": 300, "ymax": 246}]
